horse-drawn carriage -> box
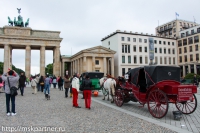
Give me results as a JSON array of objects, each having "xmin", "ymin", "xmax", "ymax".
[
  {"xmin": 80, "ymin": 72, "xmax": 104, "ymax": 94},
  {"xmin": 115, "ymin": 65, "xmax": 197, "ymax": 118}
]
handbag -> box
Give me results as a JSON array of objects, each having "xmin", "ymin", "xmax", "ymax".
[
  {"xmin": 7, "ymin": 77, "xmax": 18, "ymax": 96},
  {"xmin": 40, "ymin": 82, "xmax": 44, "ymax": 85}
]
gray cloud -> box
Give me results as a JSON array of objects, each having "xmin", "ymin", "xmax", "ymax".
[{"xmin": 0, "ymin": 0, "xmax": 199, "ymax": 74}]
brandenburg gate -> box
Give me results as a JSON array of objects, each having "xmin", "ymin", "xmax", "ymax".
[{"xmin": 0, "ymin": 26, "xmax": 62, "ymax": 77}]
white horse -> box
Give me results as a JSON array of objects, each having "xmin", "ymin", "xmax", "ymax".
[{"xmin": 100, "ymin": 77, "xmax": 116, "ymax": 103}]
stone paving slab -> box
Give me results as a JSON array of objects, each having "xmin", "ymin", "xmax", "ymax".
[
  {"xmin": 0, "ymin": 86, "xmax": 176, "ymax": 133},
  {"xmin": 94, "ymin": 89, "xmax": 200, "ymax": 133}
]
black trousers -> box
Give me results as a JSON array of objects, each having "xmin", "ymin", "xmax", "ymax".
[
  {"xmin": 6, "ymin": 94, "xmax": 15, "ymax": 113},
  {"xmin": 65, "ymin": 88, "xmax": 69, "ymax": 97},
  {"xmin": 40, "ymin": 85, "xmax": 44, "ymax": 92}
]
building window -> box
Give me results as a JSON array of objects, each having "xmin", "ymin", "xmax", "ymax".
[
  {"xmin": 160, "ymin": 57, "xmax": 162, "ymax": 64},
  {"xmin": 181, "ymin": 33, "xmax": 185, "ymax": 38},
  {"xmin": 128, "ymin": 56, "xmax": 131, "ymax": 63},
  {"xmin": 196, "ymin": 54, "xmax": 199, "ymax": 61},
  {"xmin": 140, "ymin": 57, "xmax": 142, "ymax": 64},
  {"xmin": 159, "ymin": 48, "xmax": 162, "ymax": 53},
  {"xmin": 184, "ymin": 55, "xmax": 187, "ymax": 62},
  {"xmin": 179, "ymin": 56, "xmax": 182, "ymax": 63},
  {"xmin": 127, "ymin": 37, "xmax": 130, "ymax": 41},
  {"xmin": 108, "ymin": 41, "xmax": 110, "ymax": 45},
  {"xmin": 179, "ymin": 48, "xmax": 182, "ymax": 54},
  {"xmin": 172, "ymin": 42, "xmax": 174, "ymax": 46},
  {"xmin": 163, "ymin": 41, "xmax": 166, "ymax": 45},
  {"xmin": 133, "ymin": 38, "xmax": 136, "ymax": 42},
  {"xmin": 184, "ymin": 47, "xmax": 187, "ymax": 53},
  {"xmin": 186, "ymin": 31, "xmax": 189, "ymax": 36},
  {"xmin": 122, "ymin": 56, "xmax": 125, "ymax": 63},
  {"xmin": 173, "ymin": 28, "xmax": 176, "ymax": 33},
  {"xmin": 133, "ymin": 46, "xmax": 136, "ymax": 52},
  {"xmin": 121, "ymin": 37, "xmax": 124, "ymax": 41},
  {"xmin": 155, "ymin": 56, "xmax": 158, "ymax": 64},
  {"xmin": 164, "ymin": 49, "xmax": 166, "ymax": 54},
  {"xmin": 169, "ymin": 30, "xmax": 172, "ymax": 35},
  {"xmin": 139, "ymin": 47, "xmax": 142, "ymax": 52},
  {"xmin": 168, "ymin": 49, "xmax": 171, "ymax": 54},
  {"xmin": 180, "ymin": 22, "xmax": 182, "ymax": 26},
  {"xmin": 95, "ymin": 60, "xmax": 99, "ymax": 65},
  {"xmin": 189, "ymin": 46, "xmax": 192, "ymax": 52},
  {"xmin": 144, "ymin": 39, "xmax": 147, "ymax": 43},
  {"xmin": 95, "ymin": 70, "xmax": 99, "ymax": 72},
  {"xmin": 159, "ymin": 41, "xmax": 162, "ymax": 44},
  {"xmin": 122, "ymin": 45, "xmax": 124, "ymax": 53},
  {"xmin": 197, "ymin": 28, "xmax": 200, "ymax": 33},
  {"xmin": 178, "ymin": 40, "xmax": 182, "ymax": 47},
  {"xmin": 145, "ymin": 47, "xmax": 147, "ymax": 52},
  {"xmin": 173, "ymin": 22, "xmax": 176, "ymax": 27},
  {"xmin": 128, "ymin": 45, "xmax": 130, "ymax": 53},
  {"xmin": 154, "ymin": 40, "xmax": 157, "ymax": 44},
  {"xmin": 173, "ymin": 57, "xmax": 175, "ymax": 64},
  {"xmin": 172, "ymin": 49, "xmax": 175, "ymax": 54},
  {"xmin": 134, "ymin": 56, "xmax": 137, "ymax": 64},
  {"xmin": 125, "ymin": 45, "xmax": 127, "ymax": 53},
  {"xmin": 188, "ymin": 37, "xmax": 193, "ymax": 44},
  {"xmin": 183, "ymin": 39, "xmax": 187, "ymax": 45},
  {"xmin": 122, "ymin": 68, "xmax": 125, "ymax": 76},
  {"xmin": 169, "ymin": 57, "xmax": 171, "ymax": 64},
  {"xmin": 155, "ymin": 48, "xmax": 157, "ymax": 53},
  {"xmin": 145, "ymin": 57, "xmax": 148, "ymax": 64},
  {"xmin": 194, "ymin": 36, "xmax": 199, "ymax": 43},
  {"xmin": 139, "ymin": 38, "xmax": 142, "ymax": 43},
  {"xmin": 191, "ymin": 30, "xmax": 194, "ymax": 35},
  {"xmin": 195, "ymin": 45, "xmax": 198, "ymax": 51},
  {"xmin": 168, "ymin": 42, "xmax": 170, "ymax": 45},
  {"xmin": 190, "ymin": 54, "xmax": 193, "ymax": 61},
  {"xmin": 164, "ymin": 57, "xmax": 167, "ymax": 64}
]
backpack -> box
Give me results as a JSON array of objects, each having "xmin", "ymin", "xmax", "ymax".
[{"xmin": 7, "ymin": 77, "xmax": 18, "ymax": 96}]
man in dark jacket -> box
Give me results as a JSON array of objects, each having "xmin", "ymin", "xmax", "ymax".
[
  {"xmin": 82, "ymin": 75, "xmax": 92, "ymax": 109},
  {"xmin": 193, "ymin": 74, "xmax": 199, "ymax": 87},
  {"xmin": 19, "ymin": 72, "xmax": 26, "ymax": 96}
]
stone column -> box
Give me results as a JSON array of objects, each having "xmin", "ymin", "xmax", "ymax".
[
  {"xmin": 25, "ymin": 45, "xmax": 31, "ymax": 78},
  {"xmin": 77, "ymin": 59, "xmax": 80, "ymax": 74},
  {"xmin": 188, "ymin": 64, "xmax": 191, "ymax": 73},
  {"xmin": 183, "ymin": 65, "xmax": 186, "ymax": 77},
  {"xmin": 80, "ymin": 57, "xmax": 82, "ymax": 74},
  {"xmin": 70, "ymin": 62, "xmax": 73, "ymax": 76},
  {"xmin": 111, "ymin": 57, "xmax": 114, "ymax": 77},
  {"xmin": 40, "ymin": 46, "xmax": 45, "ymax": 76},
  {"xmin": 9, "ymin": 47, "xmax": 12, "ymax": 69},
  {"xmin": 103, "ymin": 57, "xmax": 107, "ymax": 75},
  {"xmin": 92, "ymin": 56, "xmax": 95, "ymax": 71},
  {"xmin": 53, "ymin": 47, "xmax": 61, "ymax": 77},
  {"xmin": 107, "ymin": 59, "xmax": 110, "ymax": 75},
  {"xmin": 83, "ymin": 56, "xmax": 87, "ymax": 72},
  {"xmin": 62, "ymin": 61, "xmax": 65, "ymax": 77},
  {"xmin": 3, "ymin": 45, "xmax": 10, "ymax": 73},
  {"xmin": 194, "ymin": 64, "xmax": 197, "ymax": 74}
]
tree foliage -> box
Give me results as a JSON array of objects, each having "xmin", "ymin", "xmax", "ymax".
[
  {"xmin": 0, "ymin": 62, "xmax": 25, "ymax": 74},
  {"xmin": 45, "ymin": 63, "xmax": 53, "ymax": 76},
  {"xmin": 184, "ymin": 73, "xmax": 200, "ymax": 79}
]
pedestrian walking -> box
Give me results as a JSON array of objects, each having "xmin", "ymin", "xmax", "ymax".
[
  {"xmin": 39, "ymin": 76, "xmax": 45, "ymax": 92},
  {"xmin": 44, "ymin": 75, "xmax": 51, "ymax": 95},
  {"xmin": 193, "ymin": 74, "xmax": 199, "ymax": 87},
  {"xmin": 18, "ymin": 72, "xmax": 26, "ymax": 96},
  {"xmin": 58, "ymin": 76, "xmax": 63, "ymax": 91},
  {"xmin": 69, "ymin": 75, "xmax": 73, "ymax": 98},
  {"xmin": 82, "ymin": 75, "xmax": 92, "ymax": 109},
  {"xmin": 36, "ymin": 75, "xmax": 40, "ymax": 91},
  {"xmin": 52, "ymin": 75, "xmax": 57, "ymax": 89},
  {"xmin": 72, "ymin": 73, "xmax": 81, "ymax": 108},
  {"xmin": 31, "ymin": 76, "xmax": 38, "ymax": 94},
  {"xmin": 2, "ymin": 69, "xmax": 19, "ymax": 116},
  {"xmin": 64, "ymin": 75, "xmax": 70, "ymax": 98}
]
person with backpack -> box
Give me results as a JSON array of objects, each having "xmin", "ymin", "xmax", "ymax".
[
  {"xmin": 39, "ymin": 76, "xmax": 45, "ymax": 92},
  {"xmin": 52, "ymin": 75, "xmax": 57, "ymax": 89},
  {"xmin": 18, "ymin": 72, "xmax": 26, "ymax": 96},
  {"xmin": 82, "ymin": 75, "xmax": 92, "ymax": 109},
  {"xmin": 2, "ymin": 70, "xmax": 19, "ymax": 116}
]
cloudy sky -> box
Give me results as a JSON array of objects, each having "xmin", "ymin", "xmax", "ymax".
[{"xmin": 0, "ymin": 0, "xmax": 199, "ymax": 75}]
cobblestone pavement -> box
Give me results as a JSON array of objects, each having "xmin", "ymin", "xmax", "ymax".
[
  {"xmin": 0, "ymin": 85, "xmax": 176, "ymax": 133},
  {"xmin": 94, "ymin": 89, "xmax": 200, "ymax": 133}
]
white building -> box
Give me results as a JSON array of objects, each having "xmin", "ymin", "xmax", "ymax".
[{"xmin": 102, "ymin": 30, "xmax": 177, "ymax": 76}]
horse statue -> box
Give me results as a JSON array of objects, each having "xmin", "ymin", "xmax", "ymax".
[
  {"xmin": 25, "ymin": 18, "xmax": 29, "ymax": 27},
  {"xmin": 14, "ymin": 16, "xmax": 24, "ymax": 27},
  {"xmin": 100, "ymin": 77, "xmax": 116, "ymax": 103},
  {"xmin": 8, "ymin": 17, "xmax": 13, "ymax": 26}
]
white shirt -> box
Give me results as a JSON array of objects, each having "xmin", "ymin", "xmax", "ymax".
[{"xmin": 72, "ymin": 77, "xmax": 80, "ymax": 91}]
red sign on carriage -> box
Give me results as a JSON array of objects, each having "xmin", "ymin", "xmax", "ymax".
[{"xmin": 178, "ymin": 88, "xmax": 193, "ymax": 102}]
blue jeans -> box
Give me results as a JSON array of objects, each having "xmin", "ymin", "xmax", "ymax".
[
  {"xmin": 37, "ymin": 83, "xmax": 41, "ymax": 91},
  {"xmin": 19, "ymin": 87, "xmax": 24, "ymax": 95},
  {"xmin": 44, "ymin": 84, "xmax": 50, "ymax": 94},
  {"xmin": 6, "ymin": 94, "xmax": 15, "ymax": 113}
]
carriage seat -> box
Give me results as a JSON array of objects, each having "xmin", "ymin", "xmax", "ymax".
[{"xmin": 138, "ymin": 80, "xmax": 147, "ymax": 93}]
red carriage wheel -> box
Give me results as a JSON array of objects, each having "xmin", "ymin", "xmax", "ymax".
[
  {"xmin": 175, "ymin": 94, "xmax": 197, "ymax": 114},
  {"xmin": 147, "ymin": 90, "xmax": 169, "ymax": 118},
  {"xmin": 115, "ymin": 89, "xmax": 124, "ymax": 107}
]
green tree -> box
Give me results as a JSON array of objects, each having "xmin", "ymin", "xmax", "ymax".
[
  {"xmin": 0, "ymin": 62, "xmax": 25, "ymax": 74},
  {"xmin": 45, "ymin": 63, "xmax": 53, "ymax": 75}
]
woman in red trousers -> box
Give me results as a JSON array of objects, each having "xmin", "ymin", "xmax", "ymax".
[{"xmin": 82, "ymin": 75, "xmax": 92, "ymax": 109}]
